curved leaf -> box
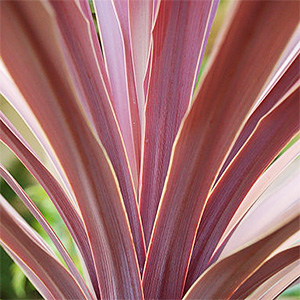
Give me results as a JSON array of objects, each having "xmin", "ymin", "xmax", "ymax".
[
  {"xmin": 142, "ymin": 2, "xmax": 299, "ymax": 299},
  {"xmin": 216, "ymin": 139, "xmax": 300, "ymax": 254},
  {"xmin": 0, "ymin": 1, "xmax": 143, "ymax": 298},
  {"xmin": 93, "ymin": 0, "xmax": 140, "ymax": 186},
  {"xmin": 140, "ymin": 0, "xmax": 219, "ymax": 246},
  {"xmin": 183, "ymin": 216, "xmax": 299, "ymax": 300},
  {"xmin": 0, "ymin": 113, "xmax": 99, "ymax": 295},
  {"xmin": 231, "ymin": 246, "xmax": 300, "ymax": 299},
  {"xmin": 0, "ymin": 165, "xmax": 94, "ymax": 300},
  {"xmin": 0, "ymin": 198, "xmax": 89, "ymax": 300},
  {"xmin": 186, "ymin": 87, "xmax": 300, "ymax": 288},
  {"xmin": 218, "ymin": 155, "xmax": 300, "ymax": 261},
  {"xmin": 246, "ymin": 261, "xmax": 299, "ymax": 300},
  {"xmin": 48, "ymin": 0, "xmax": 146, "ymax": 270},
  {"xmin": 216, "ymin": 52, "xmax": 299, "ymax": 181}
]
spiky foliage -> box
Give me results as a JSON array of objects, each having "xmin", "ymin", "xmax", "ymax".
[{"xmin": 0, "ymin": 0, "xmax": 299, "ymax": 299}]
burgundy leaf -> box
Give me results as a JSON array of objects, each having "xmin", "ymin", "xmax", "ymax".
[
  {"xmin": 0, "ymin": 165, "xmax": 94, "ymax": 299},
  {"xmin": 186, "ymin": 87, "xmax": 300, "ymax": 289},
  {"xmin": 183, "ymin": 215, "xmax": 300, "ymax": 299},
  {"xmin": 231, "ymin": 246, "xmax": 300, "ymax": 299},
  {"xmin": 0, "ymin": 1, "xmax": 143, "ymax": 298},
  {"xmin": 47, "ymin": 0, "xmax": 146, "ymax": 268},
  {"xmin": 0, "ymin": 198, "xmax": 89, "ymax": 300},
  {"xmin": 0, "ymin": 113, "xmax": 100, "ymax": 296},
  {"xmin": 142, "ymin": 2, "xmax": 299, "ymax": 299},
  {"xmin": 140, "ymin": 0, "xmax": 219, "ymax": 246}
]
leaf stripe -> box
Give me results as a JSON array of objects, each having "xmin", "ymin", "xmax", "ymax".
[
  {"xmin": 0, "ymin": 166, "xmax": 94, "ymax": 300},
  {"xmin": 0, "ymin": 113, "xmax": 99, "ymax": 296},
  {"xmin": 142, "ymin": 2, "xmax": 299, "ymax": 299}
]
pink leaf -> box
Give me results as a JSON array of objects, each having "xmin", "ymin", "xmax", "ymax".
[
  {"xmin": 140, "ymin": 0, "xmax": 219, "ymax": 246},
  {"xmin": 0, "ymin": 198, "xmax": 89, "ymax": 300},
  {"xmin": 231, "ymin": 246, "xmax": 300, "ymax": 299},
  {"xmin": 93, "ymin": 0, "xmax": 140, "ymax": 186},
  {"xmin": 142, "ymin": 2, "xmax": 299, "ymax": 299},
  {"xmin": 183, "ymin": 216, "xmax": 299, "ymax": 299},
  {"xmin": 186, "ymin": 87, "xmax": 300, "ymax": 289},
  {"xmin": 216, "ymin": 53, "xmax": 300, "ymax": 182},
  {"xmin": 0, "ymin": 165, "xmax": 94, "ymax": 299},
  {"xmin": 48, "ymin": 0, "xmax": 146, "ymax": 269},
  {"xmin": 246, "ymin": 261, "xmax": 300, "ymax": 300},
  {"xmin": 0, "ymin": 1, "xmax": 143, "ymax": 298},
  {"xmin": 0, "ymin": 113, "xmax": 100, "ymax": 296}
]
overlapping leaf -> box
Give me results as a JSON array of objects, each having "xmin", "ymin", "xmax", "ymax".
[
  {"xmin": 1, "ymin": 0, "xmax": 299, "ymax": 299},
  {"xmin": 0, "ymin": 1, "xmax": 143, "ymax": 298},
  {"xmin": 0, "ymin": 198, "xmax": 90, "ymax": 300},
  {"xmin": 47, "ymin": 0, "xmax": 146, "ymax": 269},
  {"xmin": 183, "ymin": 215, "xmax": 299, "ymax": 299},
  {"xmin": 140, "ymin": 0, "xmax": 219, "ymax": 246},
  {"xmin": 142, "ymin": 2, "xmax": 299, "ymax": 299},
  {"xmin": 186, "ymin": 87, "xmax": 300, "ymax": 288}
]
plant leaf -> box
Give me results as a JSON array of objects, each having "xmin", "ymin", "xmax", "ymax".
[
  {"xmin": 217, "ymin": 155, "xmax": 300, "ymax": 261},
  {"xmin": 92, "ymin": 0, "xmax": 140, "ymax": 186},
  {"xmin": 78, "ymin": 0, "xmax": 113, "ymax": 100},
  {"xmin": 0, "ymin": 165, "xmax": 94, "ymax": 300},
  {"xmin": 128, "ymin": 0, "xmax": 153, "ymax": 122},
  {"xmin": 182, "ymin": 215, "xmax": 300, "ymax": 300},
  {"xmin": 47, "ymin": 0, "xmax": 146, "ymax": 270},
  {"xmin": 186, "ymin": 87, "xmax": 300, "ymax": 289},
  {"xmin": 216, "ymin": 52, "xmax": 300, "ymax": 182},
  {"xmin": 140, "ymin": 0, "xmax": 219, "ymax": 246},
  {"xmin": 142, "ymin": 2, "xmax": 299, "ymax": 299},
  {"xmin": 231, "ymin": 246, "xmax": 300, "ymax": 299},
  {"xmin": 112, "ymin": 0, "xmax": 142, "ymax": 179},
  {"xmin": 0, "ymin": 113, "xmax": 100, "ymax": 296},
  {"xmin": 246, "ymin": 261, "xmax": 300, "ymax": 300},
  {"xmin": 0, "ymin": 62, "xmax": 74, "ymax": 201},
  {"xmin": 0, "ymin": 197, "xmax": 89, "ymax": 300},
  {"xmin": 212, "ymin": 139, "xmax": 300, "ymax": 263},
  {"xmin": 0, "ymin": 1, "xmax": 143, "ymax": 298}
]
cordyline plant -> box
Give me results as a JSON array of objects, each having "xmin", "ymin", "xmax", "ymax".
[{"xmin": 0, "ymin": 0, "xmax": 299, "ymax": 299}]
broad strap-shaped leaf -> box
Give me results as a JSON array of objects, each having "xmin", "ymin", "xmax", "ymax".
[
  {"xmin": 217, "ymin": 155, "xmax": 300, "ymax": 261},
  {"xmin": 258, "ymin": 24, "xmax": 300, "ymax": 109},
  {"xmin": 246, "ymin": 261, "xmax": 300, "ymax": 300},
  {"xmin": 78, "ymin": 0, "xmax": 113, "ymax": 100},
  {"xmin": 231, "ymin": 246, "xmax": 300, "ymax": 299},
  {"xmin": 186, "ymin": 87, "xmax": 300, "ymax": 289},
  {"xmin": 0, "ymin": 198, "xmax": 89, "ymax": 300},
  {"xmin": 0, "ymin": 165, "xmax": 94, "ymax": 299},
  {"xmin": 47, "ymin": 0, "xmax": 146, "ymax": 268},
  {"xmin": 140, "ymin": 0, "xmax": 219, "ymax": 246},
  {"xmin": 0, "ymin": 62, "xmax": 74, "ymax": 201},
  {"xmin": 0, "ymin": 1, "xmax": 143, "ymax": 298},
  {"xmin": 112, "ymin": 0, "xmax": 142, "ymax": 178},
  {"xmin": 182, "ymin": 215, "xmax": 300, "ymax": 300},
  {"xmin": 216, "ymin": 52, "xmax": 300, "ymax": 181},
  {"xmin": 0, "ymin": 113, "xmax": 100, "ymax": 296},
  {"xmin": 212, "ymin": 139, "xmax": 300, "ymax": 262},
  {"xmin": 142, "ymin": 2, "xmax": 299, "ymax": 299},
  {"xmin": 2, "ymin": 244, "xmax": 54, "ymax": 300},
  {"xmin": 128, "ymin": 0, "xmax": 153, "ymax": 122},
  {"xmin": 93, "ymin": 0, "xmax": 140, "ymax": 186}
]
